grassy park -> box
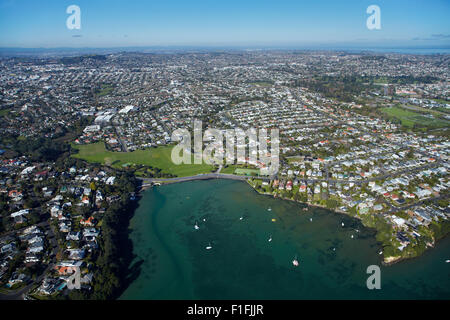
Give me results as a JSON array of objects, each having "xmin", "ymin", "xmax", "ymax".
[
  {"xmin": 95, "ymin": 84, "xmax": 114, "ymax": 97},
  {"xmin": 71, "ymin": 142, "xmax": 215, "ymax": 177},
  {"xmin": 381, "ymin": 106, "xmax": 449, "ymax": 129},
  {"xmin": 221, "ymin": 165, "xmax": 261, "ymax": 176}
]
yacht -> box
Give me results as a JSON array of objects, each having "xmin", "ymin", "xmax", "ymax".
[
  {"xmin": 268, "ymin": 235, "xmax": 272, "ymax": 242},
  {"xmin": 292, "ymin": 255, "xmax": 299, "ymax": 267},
  {"xmin": 239, "ymin": 216, "xmax": 244, "ymax": 221},
  {"xmin": 341, "ymin": 222, "xmax": 345, "ymax": 227},
  {"xmin": 205, "ymin": 243, "xmax": 212, "ymax": 250},
  {"xmin": 267, "ymin": 207, "xmax": 272, "ymax": 211},
  {"xmin": 194, "ymin": 223, "xmax": 199, "ymax": 230}
]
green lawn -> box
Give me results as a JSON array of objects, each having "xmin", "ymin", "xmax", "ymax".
[
  {"xmin": 221, "ymin": 165, "xmax": 261, "ymax": 176},
  {"xmin": 381, "ymin": 106, "xmax": 449, "ymax": 129},
  {"xmin": 221, "ymin": 165, "xmax": 238, "ymax": 174},
  {"xmin": 372, "ymin": 77, "xmax": 389, "ymax": 84},
  {"xmin": 71, "ymin": 142, "xmax": 215, "ymax": 177},
  {"xmin": 0, "ymin": 108, "xmax": 11, "ymax": 117},
  {"xmin": 403, "ymin": 104, "xmax": 448, "ymax": 117},
  {"xmin": 286, "ymin": 156, "xmax": 303, "ymax": 164},
  {"xmin": 434, "ymin": 107, "xmax": 450, "ymax": 114},
  {"xmin": 96, "ymin": 84, "xmax": 114, "ymax": 97},
  {"xmin": 248, "ymin": 81, "xmax": 273, "ymax": 87},
  {"xmin": 234, "ymin": 168, "xmax": 260, "ymax": 176}
]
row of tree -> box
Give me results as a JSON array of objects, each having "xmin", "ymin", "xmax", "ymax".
[{"xmin": 70, "ymin": 172, "xmax": 138, "ymax": 300}]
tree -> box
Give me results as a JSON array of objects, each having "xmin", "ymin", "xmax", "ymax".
[
  {"xmin": 406, "ymin": 148, "xmax": 415, "ymax": 159},
  {"xmin": 24, "ymin": 197, "xmax": 38, "ymax": 209},
  {"xmin": 80, "ymin": 206, "xmax": 91, "ymax": 219}
]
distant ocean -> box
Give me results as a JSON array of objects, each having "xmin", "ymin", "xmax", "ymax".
[
  {"xmin": 324, "ymin": 47, "xmax": 450, "ymax": 55},
  {"xmin": 1, "ymin": 46, "xmax": 449, "ymax": 57}
]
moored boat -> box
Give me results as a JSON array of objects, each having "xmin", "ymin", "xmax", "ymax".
[{"xmin": 292, "ymin": 255, "xmax": 299, "ymax": 267}]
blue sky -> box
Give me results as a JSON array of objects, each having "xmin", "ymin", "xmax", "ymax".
[{"xmin": 0, "ymin": 0, "xmax": 449, "ymax": 48}]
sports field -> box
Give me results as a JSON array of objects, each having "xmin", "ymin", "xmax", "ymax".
[
  {"xmin": 96, "ymin": 84, "xmax": 114, "ymax": 97},
  {"xmin": 71, "ymin": 142, "xmax": 214, "ymax": 177},
  {"xmin": 220, "ymin": 165, "xmax": 262, "ymax": 175},
  {"xmin": 234, "ymin": 168, "xmax": 260, "ymax": 176},
  {"xmin": 381, "ymin": 106, "xmax": 449, "ymax": 129}
]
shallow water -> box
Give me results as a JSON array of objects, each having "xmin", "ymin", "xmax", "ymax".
[{"xmin": 120, "ymin": 179, "xmax": 450, "ymax": 300}]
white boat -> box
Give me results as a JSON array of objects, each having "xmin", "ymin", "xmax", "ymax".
[
  {"xmin": 239, "ymin": 216, "xmax": 244, "ymax": 221},
  {"xmin": 203, "ymin": 218, "xmax": 206, "ymax": 222},
  {"xmin": 341, "ymin": 222, "xmax": 345, "ymax": 227},
  {"xmin": 267, "ymin": 207, "xmax": 272, "ymax": 211},
  {"xmin": 379, "ymin": 251, "xmax": 383, "ymax": 255},
  {"xmin": 292, "ymin": 255, "xmax": 299, "ymax": 267},
  {"xmin": 205, "ymin": 243, "xmax": 212, "ymax": 250},
  {"xmin": 268, "ymin": 236, "xmax": 272, "ymax": 242},
  {"xmin": 350, "ymin": 234, "xmax": 354, "ymax": 239},
  {"xmin": 310, "ymin": 218, "xmax": 313, "ymax": 222},
  {"xmin": 446, "ymin": 259, "xmax": 450, "ymax": 263},
  {"xmin": 194, "ymin": 223, "xmax": 199, "ymax": 230},
  {"xmin": 332, "ymin": 247, "xmax": 336, "ymax": 251}
]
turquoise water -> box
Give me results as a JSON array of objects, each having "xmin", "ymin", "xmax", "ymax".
[{"xmin": 120, "ymin": 179, "xmax": 450, "ymax": 300}]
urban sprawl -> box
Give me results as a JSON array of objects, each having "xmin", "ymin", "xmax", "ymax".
[{"xmin": 0, "ymin": 51, "xmax": 449, "ymax": 299}]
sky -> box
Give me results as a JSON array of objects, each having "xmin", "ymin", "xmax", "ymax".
[{"xmin": 0, "ymin": 0, "xmax": 449, "ymax": 48}]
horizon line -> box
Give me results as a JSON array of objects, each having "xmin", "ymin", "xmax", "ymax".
[{"xmin": 1, "ymin": 44, "xmax": 450, "ymax": 51}]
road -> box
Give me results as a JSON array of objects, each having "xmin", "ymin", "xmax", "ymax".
[
  {"xmin": 384, "ymin": 193, "xmax": 449, "ymax": 214},
  {"xmin": 114, "ymin": 126, "xmax": 128, "ymax": 152}
]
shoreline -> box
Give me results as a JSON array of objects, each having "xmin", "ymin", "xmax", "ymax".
[
  {"xmin": 248, "ymin": 182, "xmax": 450, "ymax": 267},
  {"xmin": 113, "ymin": 191, "xmax": 142, "ymax": 300},
  {"xmin": 245, "ymin": 183, "xmax": 425, "ymax": 267},
  {"xmin": 122, "ymin": 179, "xmax": 450, "ymax": 300},
  {"xmin": 137, "ymin": 175, "xmax": 448, "ymax": 267}
]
